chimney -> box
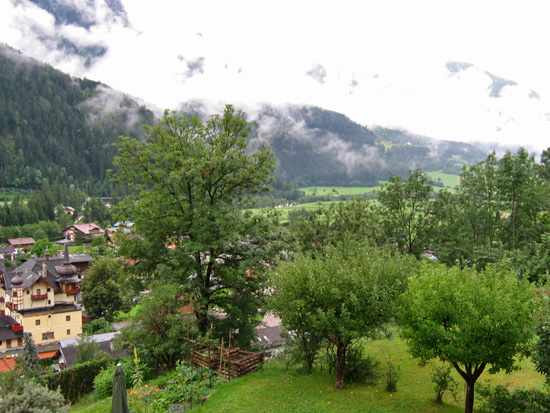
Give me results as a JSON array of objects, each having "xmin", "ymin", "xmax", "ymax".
[
  {"xmin": 45, "ymin": 245, "xmax": 50, "ymax": 260},
  {"xmin": 42, "ymin": 261, "xmax": 47, "ymax": 278}
]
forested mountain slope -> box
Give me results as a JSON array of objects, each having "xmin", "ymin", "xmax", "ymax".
[
  {"xmin": 0, "ymin": 43, "xmax": 491, "ymax": 191},
  {"xmin": 0, "ymin": 43, "xmax": 154, "ymax": 190}
]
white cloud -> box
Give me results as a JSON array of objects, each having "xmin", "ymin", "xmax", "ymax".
[{"xmin": 2, "ymin": 0, "xmax": 550, "ymax": 153}]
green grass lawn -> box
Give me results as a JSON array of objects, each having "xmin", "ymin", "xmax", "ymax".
[
  {"xmin": 72, "ymin": 332, "xmax": 546, "ymax": 412},
  {"xmin": 194, "ymin": 334, "xmax": 544, "ymax": 413},
  {"xmin": 300, "ymin": 186, "xmax": 380, "ymax": 197},
  {"xmin": 425, "ymin": 171, "xmax": 460, "ymax": 189}
]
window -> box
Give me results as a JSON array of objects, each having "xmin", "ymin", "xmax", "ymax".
[
  {"xmin": 66, "ymin": 329, "xmax": 71, "ymax": 336},
  {"xmin": 35, "ymin": 319, "xmax": 41, "ymax": 326},
  {"xmin": 48, "ymin": 300, "xmax": 51, "ymax": 305},
  {"xmin": 26, "ymin": 290, "xmax": 30, "ymax": 295},
  {"xmin": 13, "ymin": 291, "xmax": 17, "ymax": 297},
  {"xmin": 47, "ymin": 288, "xmax": 50, "ymax": 292},
  {"xmin": 36, "ymin": 288, "xmax": 41, "ymax": 295},
  {"xmin": 42, "ymin": 332, "xmax": 54, "ymax": 340},
  {"xmin": 66, "ymin": 315, "xmax": 71, "ymax": 321}
]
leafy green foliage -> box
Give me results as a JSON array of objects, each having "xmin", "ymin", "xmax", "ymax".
[
  {"xmin": 118, "ymin": 284, "xmax": 198, "ymax": 371},
  {"xmin": 81, "ymin": 257, "xmax": 125, "ymax": 322},
  {"xmin": 281, "ymin": 330, "xmax": 324, "ymax": 374},
  {"xmin": 82, "ymin": 317, "xmax": 115, "ymax": 336},
  {"xmin": 384, "ymin": 357, "xmax": 400, "ymax": 393},
  {"xmin": 325, "ymin": 342, "xmax": 381, "ymax": 383},
  {"xmin": 398, "ymin": 262, "xmax": 537, "ymax": 412},
  {"xmin": 1, "ymin": 379, "xmax": 70, "ymax": 413},
  {"xmin": 430, "ymin": 364, "xmax": 459, "ymax": 403},
  {"xmin": 111, "ymin": 105, "xmax": 283, "ymax": 340},
  {"xmin": 378, "ymin": 169, "xmax": 436, "ymax": 257},
  {"xmin": 48, "ymin": 357, "xmax": 111, "ymax": 402},
  {"xmin": 270, "ymin": 243, "xmax": 416, "ymax": 388},
  {"xmin": 73, "ymin": 335, "xmax": 110, "ymax": 365},
  {"xmin": 288, "ymin": 197, "xmax": 385, "ymax": 254},
  {"xmin": 478, "ymin": 384, "xmax": 550, "ymax": 412}
]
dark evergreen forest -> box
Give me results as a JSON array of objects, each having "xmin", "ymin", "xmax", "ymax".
[{"xmin": 0, "ymin": 43, "xmax": 154, "ymax": 191}]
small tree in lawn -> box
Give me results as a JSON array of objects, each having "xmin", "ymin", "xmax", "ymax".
[
  {"xmin": 398, "ymin": 263, "xmax": 536, "ymax": 413},
  {"xmin": 270, "ymin": 243, "xmax": 416, "ymax": 389}
]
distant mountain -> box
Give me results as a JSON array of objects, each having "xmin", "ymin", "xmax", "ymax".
[
  {"xmin": 0, "ymin": 43, "xmax": 154, "ymax": 190},
  {"xmin": 0, "ymin": 44, "xmax": 491, "ymax": 192}
]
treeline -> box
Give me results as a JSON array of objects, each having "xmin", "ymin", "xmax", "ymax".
[
  {"xmin": 0, "ymin": 43, "xmax": 154, "ymax": 191},
  {"xmin": 289, "ymin": 147, "xmax": 550, "ymax": 282},
  {"xmin": 0, "ymin": 180, "xmax": 114, "ymax": 242}
]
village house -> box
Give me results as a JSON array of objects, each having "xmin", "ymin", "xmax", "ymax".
[
  {"xmin": 0, "ymin": 245, "xmax": 17, "ymax": 260},
  {"xmin": 0, "ymin": 244, "xmax": 93, "ymax": 346},
  {"xmin": 7, "ymin": 237, "xmax": 36, "ymax": 253},
  {"xmin": 64, "ymin": 223, "xmax": 104, "ymax": 243},
  {"xmin": 0, "ymin": 314, "xmax": 24, "ymax": 351}
]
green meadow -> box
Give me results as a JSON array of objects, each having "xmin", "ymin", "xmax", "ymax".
[{"xmin": 72, "ymin": 332, "xmax": 545, "ymax": 412}]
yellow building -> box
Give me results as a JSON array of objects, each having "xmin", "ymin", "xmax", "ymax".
[{"xmin": 0, "ymin": 245, "xmax": 92, "ymax": 346}]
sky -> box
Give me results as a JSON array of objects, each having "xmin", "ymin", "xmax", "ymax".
[{"xmin": 1, "ymin": 0, "xmax": 549, "ymax": 153}]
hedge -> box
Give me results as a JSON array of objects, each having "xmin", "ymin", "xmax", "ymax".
[{"xmin": 48, "ymin": 358, "xmax": 110, "ymax": 402}]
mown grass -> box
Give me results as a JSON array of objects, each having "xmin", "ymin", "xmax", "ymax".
[
  {"xmin": 195, "ymin": 334, "xmax": 544, "ymax": 413},
  {"xmin": 71, "ymin": 331, "xmax": 546, "ymax": 412},
  {"xmin": 425, "ymin": 171, "xmax": 460, "ymax": 189},
  {"xmin": 300, "ymin": 186, "xmax": 380, "ymax": 197}
]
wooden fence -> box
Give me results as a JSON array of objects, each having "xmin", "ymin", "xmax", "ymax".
[{"xmin": 191, "ymin": 345, "xmax": 264, "ymax": 380}]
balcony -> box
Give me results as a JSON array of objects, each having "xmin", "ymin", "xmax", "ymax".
[
  {"xmin": 65, "ymin": 286, "xmax": 81, "ymax": 295},
  {"xmin": 11, "ymin": 323, "xmax": 23, "ymax": 332},
  {"xmin": 6, "ymin": 302, "xmax": 14, "ymax": 311},
  {"xmin": 31, "ymin": 293, "xmax": 48, "ymax": 300}
]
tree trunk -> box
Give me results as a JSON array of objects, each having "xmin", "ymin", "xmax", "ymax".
[
  {"xmin": 334, "ymin": 343, "xmax": 346, "ymax": 389},
  {"xmin": 464, "ymin": 379, "xmax": 475, "ymax": 413},
  {"xmin": 452, "ymin": 362, "xmax": 486, "ymax": 413}
]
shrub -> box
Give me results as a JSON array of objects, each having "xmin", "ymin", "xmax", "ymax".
[
  {"xmin": 281, "ymin": 330, "xmax": 324, "ymax": 374},
  {"xmin": 326, "ymin": 342, "xmax": 380, "ymax": 383},
  {"xmin": 478, "ymin": 384, "xmax": 550, "ymax": 412},
  {"xmin": 430, "ymin": 364, "xmax": 459, "ymax": 403},
  {"xmin": 2, "ymin": 379, "xmax": 70, "ymax": 413},
  {"xmin": 385, "ymin": 357, "xmax": 400, "ymax": 392},
  {"xmin": 93, "ymin": 356, "xmax": 153, "ymax": 400},
  {"xmin": 49, "ymin": 357, "xmax": 110, "ymax": 402}
]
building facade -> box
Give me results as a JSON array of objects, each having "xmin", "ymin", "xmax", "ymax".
[{"xmin": 0, "ymin": 245, "xmax": 93, "ymax": 346}]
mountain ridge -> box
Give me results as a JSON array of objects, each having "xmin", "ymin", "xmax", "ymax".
[{"xmin": 0, "ymin": 43, "xmax": 497, "ymax": 192}]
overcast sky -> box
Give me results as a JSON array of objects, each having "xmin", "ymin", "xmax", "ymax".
[{"xmin": 1, "ymin": 0, "xmax": 549, "ymax": 153}]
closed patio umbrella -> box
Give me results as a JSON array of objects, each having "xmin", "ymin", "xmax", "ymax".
[{"xmin": 112, "ymin": 363, "xmax": 130, "ymax": 413}]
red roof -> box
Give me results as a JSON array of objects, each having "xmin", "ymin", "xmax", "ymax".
[
  {"xmin": 0, "ymin": 357, "xmax": 16, "ymax": 372},
  {"xmin": 71, "ymin": 223, "xmax": 104, "ymax": 235},
  {"xmin": 0, "ymin": 351, "xmax": 57, "ymax": 372},
  {"xmin": 7, "ymin": 238, "xmax": 36, "ymax": 246},
  {"xmin": 39, "ymin": 350, "xmax": 58, "ymax": 359}
]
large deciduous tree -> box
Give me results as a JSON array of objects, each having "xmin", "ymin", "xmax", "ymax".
[
  {"xmin": 270, "ymin": 243, "xmax": 416, "ymax": 389},
  {"xmin": 378, "ymin": 169, "xmax": 436, "ymax": 257},
  {"xmin": 110, "ymin": 105, "xmax": 280, "ymax": 342},
  {"xmin": 398, "ymin": 263, "xmax": 536, "ymax": 413}
]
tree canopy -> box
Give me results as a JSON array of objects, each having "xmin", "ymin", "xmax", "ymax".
[
  {"xmin": 398, "ymin": 262, "xmax": 536, "ymax": 413},
  {"xmin": 270, "ymin": 243, "xmax": 417, "ymax": 389},
  {"xmin": 111, "ymin": 105, "xmax": 283, "ymax": 341}
]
